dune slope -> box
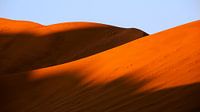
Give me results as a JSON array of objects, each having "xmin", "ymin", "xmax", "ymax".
[{"xmin": 0, "ymin": 19, "xmax": 200, "ymax": 112}]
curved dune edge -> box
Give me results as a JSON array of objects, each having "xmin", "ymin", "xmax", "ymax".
[
  {"xmin": 0, "ymin": 18, "xmax": 148, "ymax": 74},
  {"xmin": 1, "ymin": 19, "xmax": 200, "ymax": 111}
]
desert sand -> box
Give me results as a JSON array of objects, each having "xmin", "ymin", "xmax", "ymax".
[{"xmin": 0, "ymin": 18, "xmax": 200, "ymax": 112}]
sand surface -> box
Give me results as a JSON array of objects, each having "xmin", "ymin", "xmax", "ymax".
[{"xmin": 0, "ymin": 18, "xmax": 200, "ymax": 112}]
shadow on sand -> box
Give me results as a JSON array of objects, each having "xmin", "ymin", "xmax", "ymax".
[{"xmin": 0, "ymin": 70, "xmax": 199, "ymax": 112}]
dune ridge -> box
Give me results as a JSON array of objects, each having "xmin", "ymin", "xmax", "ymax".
[{"xmin": 0, "ymin": 18, "xmax": 200, "ymax": 112}]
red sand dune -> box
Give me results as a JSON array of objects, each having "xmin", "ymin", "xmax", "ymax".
[
  {"xmin": 0, "ymin": 18, "xmax": 200, "ymax": 112},
  {"xmin": 0, "ymin": 18, "xmax": 147, "ymax": 74}
]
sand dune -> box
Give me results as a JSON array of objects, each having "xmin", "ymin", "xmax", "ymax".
[
  {"xmin": 0, "ymin": 18, "xmax": 148, "ymax": 74},
  {"xmin": 0, "ymin": 18, "xmax": 200, "ymax": 112}
]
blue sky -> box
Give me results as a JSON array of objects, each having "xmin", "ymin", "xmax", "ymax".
[{"xmin": 0, "ymin": 0, "xmax": 199, "ymax": 33}]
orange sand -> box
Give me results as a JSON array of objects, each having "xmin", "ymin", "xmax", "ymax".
[{"xmin": 0, "ymin": 18, "xmax": 200, "ymax": 112}]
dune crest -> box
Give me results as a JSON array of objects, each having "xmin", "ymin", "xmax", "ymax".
[
  {"xmin": 0, "ymin": 18, "xmax": 43, "ymax": 33},
  {"xmin": 1, "ymin": 19, "xmax": 200, "ymax": 112}
]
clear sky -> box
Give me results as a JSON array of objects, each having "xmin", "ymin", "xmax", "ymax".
[{"xmin": 0, "ymin": 0, "xmax": 199, "ymax": 33}]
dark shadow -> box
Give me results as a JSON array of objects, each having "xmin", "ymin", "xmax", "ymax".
[
  {"xmin": 0, "ymin": 71, "xmax": 199, "ymax": 112},
  {"xmin": 0, "ymin": 27, "xmax": 148, "ymax": 74}
]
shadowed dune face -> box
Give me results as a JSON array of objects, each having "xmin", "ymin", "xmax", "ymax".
[
  {"xmin": 0, "ymin": 71, "xmax": 200, "ymax": 112},
  {"xmin": 0, "ymin": 18, "xmax": 200, "ymax": 112},
  {"xmin": 0, "ymin": 18, "xmax": 148, "ymax": 74}
]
